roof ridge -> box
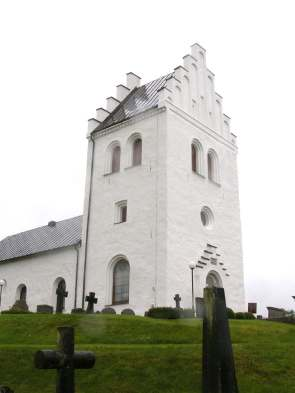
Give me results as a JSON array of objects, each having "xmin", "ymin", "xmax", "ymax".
[{"xmin": 0, "ymin": 215, "xmax": 82, "ymax": 241}]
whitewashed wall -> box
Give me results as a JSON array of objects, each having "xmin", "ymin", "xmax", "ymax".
[
  {"xmin": 165, "ymin": 104, "xmax": 245, "ymax": 311},
  {"xmin": 0, "ymin": 246, "xmax": 78, "ymax": 313},
  {"xmin": 79, "ymin": 110, "xmax": 168, "ymax": 315}
]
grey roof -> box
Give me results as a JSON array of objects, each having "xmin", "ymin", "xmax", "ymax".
[
  {"xmin": 95, "ymin": 73, "xmax": 172, "ymax": 132},
  {"xmin": 0, "ymin": 216, "xmax": 82, "ymax": 263}
]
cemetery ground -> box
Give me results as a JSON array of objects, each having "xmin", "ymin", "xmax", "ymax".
[{"xmin": 0, "ymin": 314, "xmax": 294, "ymax": 393}]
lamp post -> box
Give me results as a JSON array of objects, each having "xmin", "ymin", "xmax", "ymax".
[
  {"xmin": 189, "ymin": 262, "xmax": 196, "ymax": 316},
  {"xmin": 0, "ymin": 279, "xmax": 6, "ymax": 308}
]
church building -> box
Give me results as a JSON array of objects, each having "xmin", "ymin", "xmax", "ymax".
[{"xmin": 0, "ymin": 43, "xmax": 245, "ymax": 315}]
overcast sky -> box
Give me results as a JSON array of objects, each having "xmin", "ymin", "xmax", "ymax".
[{"xmin": 1, "ymin": 0, "xmax": 294, "ymax": 315}]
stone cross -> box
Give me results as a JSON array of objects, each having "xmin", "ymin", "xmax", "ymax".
[
  {"xmin": 56, "ymin": 283, "xmax": 68, "ymax": 313},
  {"xmin": 85, "ymin": 292, "xmax": 97, "ymax": 314},
  {"xmin": 202, "ymin": 287, "xmax": 239, "ymax": 393},
  {"xmin": 174, "ymin": 294, "xmax": 181, "ymax": 309},
  {"xmin": 35, "ymin": 326, "xmax": 95, "ymax": 393}
]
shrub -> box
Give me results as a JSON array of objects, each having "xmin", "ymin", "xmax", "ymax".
[
  {"xmin": 146, "ymin": 307, "xmax": 180, "ymax": 319},
  {"xmin": 180, "ymin": 308, "xmax": 195, "ymax": 318},
  {"xmin": 235, "ymin": 312, "xmax": 255, "ymax": 320},
  {"xmin": 2, "ymin": 308, "xmax": 32, "ymax": 314},
  {"xmin": 227, "ymin": 308, "xmax": 235, "ymax": 319}
]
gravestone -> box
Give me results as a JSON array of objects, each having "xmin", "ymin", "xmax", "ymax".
[
  {"xmin": 267, "ymin": 306, "xmax": 286, "ymax": 320},
  {"xmin": 56, "ymin": 280, "xmax": 68, "ymax": 313},
  {"xmin": 248, "ymin": 303, "xmax": 257, "ymax": 314},
  {"xmin": 71, "ymin": 308, "xmax": 85, "ymax": 314},
  {"xmin": 11, "ymin": 299, "xmax": 28, "ymax": 312},
  {"xmin": 35, "ymin": 326, "xmax": 95, "ymax": 393},
  {"xmin": 85, "ymin": 292, "xmax": 97, "ymax": 314},
  {"xmin": 196, "ymin": 297, "xmax": 204, "ymax": 318},
  {"xmin": 37, "ymin": 305, "xmax": 53, "ymax": 314},
  {"xmin": 173, "ymin": 294, "xmax": 181, "ymax": 309},
  {"xmin": 101, "ymin": 307, "xmax": 116, "ymax": 314},
  {"xmin": 121, "ymin": 308, "xmax": 135, "ymax": 315},
  {"xmin": 202, "ymin": 287, "xmax": 239, "ymax": 393}
]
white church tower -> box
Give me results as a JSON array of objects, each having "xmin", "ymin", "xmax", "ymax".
[{"xmin": 77, "ymin": 43, "xmax": 245, "ymax": 315}]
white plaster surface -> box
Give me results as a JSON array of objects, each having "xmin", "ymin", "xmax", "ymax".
[{"xmin": 0, "ymin": 246, "xmax": 77, "ymax": 313}]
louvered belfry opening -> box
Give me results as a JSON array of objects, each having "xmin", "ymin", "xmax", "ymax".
[
  {"xmin": 111, "ymin": 146, "xmax": 121, "ymax": 173},
  {"xmin": 132, "ymin": 138, "xmax": 142, "ymax": 166}
]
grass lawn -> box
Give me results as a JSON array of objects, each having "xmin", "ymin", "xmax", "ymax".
[{"xmin": 0, "ymin": 314, "xmax": 294, "ymax": 392}]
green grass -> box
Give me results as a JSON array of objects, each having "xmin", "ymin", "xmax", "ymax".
[{"xmin": 0, "ymin": 314, "xmax": 294, "ymax": 392}]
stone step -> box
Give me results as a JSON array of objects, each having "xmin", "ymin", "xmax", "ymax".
[
  {"xmin": 196, "ymin": 265, "xmax": 203, "ymax": 269},
  {"xmin": 198, "ymin": 260, "xmax": 207, "ymax": 266}
]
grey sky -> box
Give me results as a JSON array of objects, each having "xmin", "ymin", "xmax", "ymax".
[{"xmin": 1, "ymin": 0, "xmax": 294, "ymax": 315}]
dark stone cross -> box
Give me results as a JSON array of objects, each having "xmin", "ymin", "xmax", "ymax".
[
  {"xmin": 85, "ymin": 292, "xmax": 97, "ymax": 314},
  {"xmin": 202, "ymin": 287, "xmax": 239, "ymax": 393},
  {"xmin": 35, "ymin": 326, "xmax": 95, "ymax": 393},
  {"xmin": 174, "ymin": 294, "xmax": 181, "ymax": 309},
  {"xmin": 56, "ymin": 281, "xmax": 68, "ymax": 313}
]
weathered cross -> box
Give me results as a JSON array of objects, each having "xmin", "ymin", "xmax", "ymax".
[
  {"xmin": 56, "ymin": 284, "xmax": 68, "ymax": 313},
  {"xmin": 85, "ymin": 292, "xmax": 97, "ymax": 314},
  {"xmin": 174, "ymin": 293, "xmax": 181, "ymax": 309},
  {"xmin": 35, "ymin": 326, "xmax": 95, "ymax": 393}
]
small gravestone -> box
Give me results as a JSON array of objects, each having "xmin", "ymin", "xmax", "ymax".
[
  {"xmin": 85, "ymin": 292, "xmax": 97, "ymax": 314},
  {"xmin": 37, "ymin": 305, "xmax": 53, "ymax": 314},
  {"xmin": 71, "ymin": 308, "xmax": 85, "ymax": 314},
  {"xmin": 174, "ymin": 294, "xmax": 181, "ymax": 309},
  {"xmin": 101, "ymin": 307, "xmax": 116, "ymax": 314},
  {"xmin": 121, "ymin": 308, "xmax": 135, "ymax": 315},
  {"xmin": 0, "ymin": 386, "xmax": 14, "ymax": 393},
  {"xmin": 11, "ymin": 299, "xmax": 28, "ymax": 312}
]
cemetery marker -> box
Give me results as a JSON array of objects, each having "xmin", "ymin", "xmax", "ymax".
[
  {"xmin": 35, "ymin": 326, "xmax": 95, "ymax": 393},
  {"xmin": 174, "ymin": 294, "xmax": 181, "ymax": 309},
  {"xmin": 202, "ymin": 287, "xmax": 239, "ymax": 393},
  {"xmin": 85, "ymin": 292, "xmax": 97, "ymax": 313}
]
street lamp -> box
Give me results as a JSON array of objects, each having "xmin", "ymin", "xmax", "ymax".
[
  {"xmin": 189, "ymin": 262, "xmax": 196, "ymax": 316},
  {"xmin": 0, "ymin": 279, "xmax": 6, "ymax": 308}
]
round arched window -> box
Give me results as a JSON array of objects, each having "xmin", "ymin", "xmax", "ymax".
[
  {"xmin": 200, "ymin": 206, "xmax": 214, "ymax": 229},
  {"xmin": 112, "ymin": 260, "xmax": 130, "ymax": 305}
]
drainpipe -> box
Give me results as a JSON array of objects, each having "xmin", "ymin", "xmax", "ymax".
[
  {"xmin": 81, "ymin": 133, "xmax": 96, "ymax": 309},
  {"xmin": 74, "ymin": 241, "xmax": 81, "ymax": 309}
]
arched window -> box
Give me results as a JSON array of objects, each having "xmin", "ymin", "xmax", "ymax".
[
  {"xmin": 112, "ymin": 260, "xmax": 130, "ymax": 305},
  {"xmin": 191, "ymin": 144, "xmax": 197, "ymax": 172},
  {"xmin": 16, "ymin": 284, "xmax": 27, "ymax": 302},
  {"xmin": 132, "ymin": 138, "xmax": 142, "ymax": 166},
  {"xmin": 207, "ymin": 149, "xmax": 220, "ymax": 183},
  {"xmin": 191, "ymin": 139, "xmax": 203, "ymax": 175},
  {"xmin": 111, "ymin": 145, "xmax": 121, "ymax": 173},
  {"xmin": 20, "ymin": 285, "xmax": 27, "ymax": 301}
]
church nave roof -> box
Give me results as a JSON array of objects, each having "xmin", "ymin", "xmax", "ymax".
[{"xmin": 0, "ymin": 215, "xmax": 82, "ymax": 263}]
